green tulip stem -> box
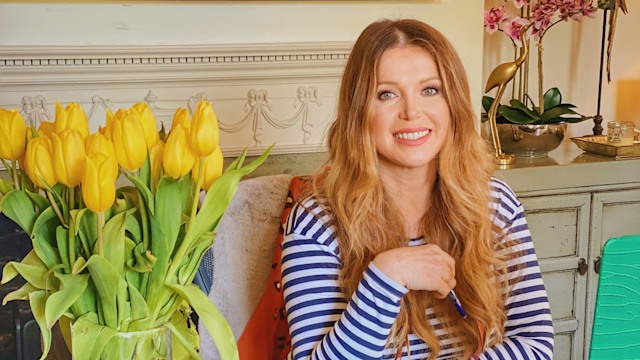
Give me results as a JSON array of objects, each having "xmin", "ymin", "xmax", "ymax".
[
  {"xmin": 11, "ymin": 160, "xmax": 20, "ymax": 190},
  {"xmin": 46, "ymin": 190, "xmax": 66, "ymax": 226},
  {"xmin": 97, "ymin": 212, "xmax": 105, "ymax": 255},
  {"xmin": 68, "ymin": 187, "xmax": 76, "ymax": 268},
  {"xmin": 137, "ymin": 191, "xmax": 150, "ymax": 298},
  {"xmin": 188, "ymin": 159, "xmax": 205, "ymax": 232}
]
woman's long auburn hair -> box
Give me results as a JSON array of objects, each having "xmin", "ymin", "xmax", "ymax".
[{"xmin": 311, "ymin": 19, "xmax": 511, "ymax": 358}]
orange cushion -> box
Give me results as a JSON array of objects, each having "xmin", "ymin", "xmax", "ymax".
[{"xmin": 237, "ymin": 176, "xmax": 310, "ymax": 360}]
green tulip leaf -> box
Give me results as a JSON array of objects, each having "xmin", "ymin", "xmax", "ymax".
[
  {"xmin": 72, "ymin": 313, "xmax": 117, "ymax": 360},
  {"xmin": 126, "ymin": 173, "xmax": 155, "ymax": 216},
  {"xmin": 32, "ymin": 207, "xmax": 63, "ymax": 269},
  {"xmin": 29, "ymin": 290, "xmax": 52, "ymax": 359},
  {"xmin": 167, "ymin": 283, "xmax": 239, "ymax": 360},
  {"xmin": 25, "ymin": 189, "xmax": 49, "ymax": 215},
  {"xmin": 543, "ymin": 87, "xmax": 562, "ymax": 110},
  {"xmin": 117, "ymin": 278, "xmax": 129, "ymax": 330},
  {"xmin": 2, "ymin": 282, "xmax": 38, "ymax": 304},
  {"xmin": 86, "ymin": 255, "xmax": 120, "ymax": 329},
  {"xmin": 103, "ymin": 208, "xmax": 134, "ymax": 275},
  {"xmin": 0, "ymin": 178, "xmax": 13, "ymax": 195},
  {"xmin": 45, "ymin": 273, "xmax": 89, "ymax": 328},
  {"xmin": 165, "ymin": 322, "xmax": 201, "ymax": 359},
  {"xmin": 77, "ymin": 209, "xmax": 98, "ymax": 256},
  {"xmin": 140, "ymin": 155, "xmax": 152, "ymax": 191},
  {"xmin": 56, "ymin": 226, "xmax": 70, "ymax": 272},
  {"xmin": 127, "ymin": 281, "xmax": 150, "ymax": 323},
  {"xmin": 1, "ymin": 189, "xmax": 37, "ymax": 235},
  {"xmin": 72, "ymin": 257, "xmax": 87, "ymax": 274},
  {"xmin": 1, "ymin": 249, "xmax": 46, "ymax": 287},
  {"xmin": 125, "ymin": 213, "xmax": 143, "ymax": 244}
]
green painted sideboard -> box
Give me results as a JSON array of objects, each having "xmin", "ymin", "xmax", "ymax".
[{"xmin": 496, "ymin": 145, "xmax": 640, "ymax": 360}]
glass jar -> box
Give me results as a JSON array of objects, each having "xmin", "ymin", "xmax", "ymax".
[{"xmin": 607, "ymin": 121, "xmax": 635, "ymax": 146}]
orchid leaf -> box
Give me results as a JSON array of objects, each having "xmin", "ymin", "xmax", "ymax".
[
  {"xmin": 499, "ymin": 106, "xmax": 537, "ymax": 124},
  {"xmin": 543, "ymin": 87, "xmax": 562, "ymax": 110},
  {"xmin": 168, "ymin": 283, "xmax": 239, "ymax": 360},
  {"xmin": 45, "ymin": 273, "xmax": 89, "ymax": 328},
  {"xmin": 509, "ymin": 99, "xmax": 540, "ymax": 120}
]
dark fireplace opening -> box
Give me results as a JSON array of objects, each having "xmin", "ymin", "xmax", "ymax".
[{"xmin": 0, "ymin": 213, "xmax": 42, "ymax": 360}]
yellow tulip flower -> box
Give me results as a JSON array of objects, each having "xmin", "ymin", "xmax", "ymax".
[
  {"xmin": 149, "ymin": 140, "xmax": 165, "ymax": 189},
  {"xmin": 163, "ymin": 125, "xmax": 195, "ymax": 179},
  {"xmin": 24, "ymin": 136, "xmax": 57, "ymax": 188},
  {"xmin": 51, "ymin": 129, "xmax": 86, "ymax": 187},
  {"xmin": 131, "ymin": 102, "xmax": 160, "ymax": 149},
  {"xmin": 192, "ymin": 146, "xmax": 223, "ymax": 191},
  {"xmin": 86, "ymin": 133, "xmax": 118, "ymax": 180},
  {"xmin": 111, "ymin": 109, "xmax": 147, "ymax": 172},
  {"xmin": 170, "ymin": 107, "xmax": 190, "ymax": 132},
  {"xmin": 0, "ymin": 108, "xmax": 27, "ymax": 161},
  {"xmin": 54, "ymin": 102, "xmax": 90, "ymax": 140},
  {"xmin": 82, "ymin": 153, "xmax": 117, "ymax": 213},
  {"xmin": 37, "ymin": 121, "xmax": 55, "ymax": 139},
  {"xmin": 189, "ymin": 100, "xmax": 219, "ymax": 158}
]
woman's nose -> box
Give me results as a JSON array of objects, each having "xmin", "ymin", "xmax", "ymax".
[{"xmin": 399, "ymin": 95, "xmax": 419, "ymax": 120}]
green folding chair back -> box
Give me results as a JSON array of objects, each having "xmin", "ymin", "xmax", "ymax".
[{"xmin": 590, "ymin": 234, "xmax": 640, "ymax": 359}]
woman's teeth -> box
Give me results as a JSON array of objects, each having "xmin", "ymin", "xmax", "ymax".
[{"xmin": 393, "ymin": 130, "xmax": 429, "ymax": 140}]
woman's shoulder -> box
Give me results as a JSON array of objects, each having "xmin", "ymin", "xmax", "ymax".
[
  {"xmin": 285, "ymin": 195, "xmax": 340, "ymax": 253},
  {"xmin": 489, "ymin": 177, "xmax": 523, "ymax": 220}
]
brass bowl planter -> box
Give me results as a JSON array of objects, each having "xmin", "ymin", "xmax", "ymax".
[{"xmin": 497, "ymin": 123, "xmax": 567, "ymax": 158}]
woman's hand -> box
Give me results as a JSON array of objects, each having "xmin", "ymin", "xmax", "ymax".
[{"xmin": 372, "ymin": 244, "xmax": 456, "ymax": 299}]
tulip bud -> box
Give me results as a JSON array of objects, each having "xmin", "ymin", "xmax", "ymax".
[
  {"xmin": 51, "ymin": 129, "xmax": 86, "ymax": 187},
  {"xmin": 189, "ymin": 100, "xmax": 219, "ymax": 158},
  {"xmin": 82, "ymin": 153, "xmax": 117, "ymax": 213},
  {"xmin": 170, "ymin": 108, "xmax": 190, "ymax": 132},
  {"xmin": 148, "ymin": 140, "xmax": 165, "ymax": 189},
  {"xmin": 0, "ymin": 108, "xmax": 27, "ymax": 161},
  {"xmin": 163, "ymin": 125, "xmax": 195, "ymax": 179},
  {"xmin": 24, "ymin": 136, "xmax": 56, "ymax": 188},
  {"xmin": 37, "ymin": 121, "xmax": 55, "ymax": 139},
  {"xmin": 86, "ymin": 133, "xmax": 118, "ymax": 180},
  {"xmin": 192, "ymin": 146, "xmax": 223, "ymax": 191},
  {"xmin": 131, "ymin": 102, "xmax": 160, "ymax": 149},
  {"xmin": 101, "ymin": 109, "xmax": 115, "ymax": 140},
  {"xmin": 111, "ymin": 109, "xmax": 147, "ymax": 172},
  {"xmin": 54, "ymin": 102, "xmax": 90, "ymax": 140}
]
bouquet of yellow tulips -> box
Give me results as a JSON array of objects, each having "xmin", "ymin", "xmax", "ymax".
[{"xmin": 0, "ymin": 100, "xmax": 269, "ymax": 359}]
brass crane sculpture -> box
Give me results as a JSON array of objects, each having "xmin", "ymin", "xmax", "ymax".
[{"xmin": 485, "ymin": 24, "xmax": 531, "ymax": 165}]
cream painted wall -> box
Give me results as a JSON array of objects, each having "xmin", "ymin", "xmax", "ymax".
[
  {"xmin": 0, "ymin": 1, "xmax": 485, "ymax": 114},
  {"xmin": 482, "ymin": 0, "xmax": 640, "ymax": 146}
]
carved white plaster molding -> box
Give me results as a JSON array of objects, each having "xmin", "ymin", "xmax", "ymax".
[{"xmin": 0, "ymin": 42, "xmax": 351, "ymax": 86}]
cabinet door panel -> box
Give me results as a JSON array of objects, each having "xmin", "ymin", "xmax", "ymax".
[
  {"xmin": 520, "ymin": 193, "xmax": 590, "ymax": 360},
  {"xmin": 585, "ymin": 189, "xmax": 640, "ymax": 358}
]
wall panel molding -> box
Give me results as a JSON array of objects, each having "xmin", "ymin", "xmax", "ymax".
[{"xmin": 0, "ymin": 42, "xmax": 349, "ymax": 160}]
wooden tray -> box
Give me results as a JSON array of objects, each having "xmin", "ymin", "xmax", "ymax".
[{"xmin": 571, "ymin": 135, "xmax": 640, "ymax": 159}]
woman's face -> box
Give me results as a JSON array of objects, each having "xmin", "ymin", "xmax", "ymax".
[{"xmin": 371, "ymin": 45, "xmax": 451, "ymax": 176}]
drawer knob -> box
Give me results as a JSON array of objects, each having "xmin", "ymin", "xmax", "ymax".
[
  {"xmin": 594, "ymin": 256, "xmax": 601, "ymax": 274},
  {"xmin": 578, "ymin": 258, "xmax": 588, "ymax": 275}
]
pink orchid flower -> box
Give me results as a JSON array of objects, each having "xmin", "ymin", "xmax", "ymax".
[
  {"xmin": 503, "ymin": 17, "xmax": 532, "ymax": 47},
  {"xmin": 484, "ymin": 6, "xmax": 507, "ymax": 34},
  {"xmin": 513, "ymin": 0, "xmax": 528, "ymax": 9}
]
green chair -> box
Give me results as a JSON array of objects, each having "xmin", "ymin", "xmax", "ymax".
[{"xmin": 590, "ymin": 234, "xmax": 640, "ymax": 359}]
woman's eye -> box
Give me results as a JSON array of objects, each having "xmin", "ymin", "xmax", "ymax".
[
  {"xmin": 423, "ymin": 86, "xmax": 439, "ymax": 96},
  {"xmin": 377, "ymin": 91, "xmax": 396, "ymax": 100}
]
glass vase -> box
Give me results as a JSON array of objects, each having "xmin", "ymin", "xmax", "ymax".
[{"xmin": 99, "ymin": 326, "xmax": 172, "ymax": 360}]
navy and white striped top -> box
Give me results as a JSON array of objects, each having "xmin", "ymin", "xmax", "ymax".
[{"xmin": 281, "ymin": 178, "xmax": 554, "ymax": 359}]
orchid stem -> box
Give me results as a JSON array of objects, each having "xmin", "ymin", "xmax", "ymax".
[
  {"xmin": 97, "ymin": 212, "xmax": 105, "ymax": 255},
  {"xmin": 46, "ymin": 190, "xmax": 66, "ymax": 226}
]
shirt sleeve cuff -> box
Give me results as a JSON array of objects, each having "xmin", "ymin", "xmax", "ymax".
[{"xmin": 365, "ymin": 262, "xmax": 409, "ymax": 302}]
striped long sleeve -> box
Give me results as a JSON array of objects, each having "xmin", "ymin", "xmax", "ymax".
[{"xmin": 281, "ymin": 178, "xmax": 554, "ymax": 359}]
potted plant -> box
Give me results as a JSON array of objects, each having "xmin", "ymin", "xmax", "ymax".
[
  {"xmin": 0, "ymin": 100, "xmax": 269, "ymax": 359},
  {"xmin": 483, "ymin": 0, "xmax": 597, "ymax": 156}
]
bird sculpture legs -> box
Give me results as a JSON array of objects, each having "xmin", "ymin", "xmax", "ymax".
[{"xmin": 487, "ymin": 84, "xmax": 516, "ymax": 165}]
